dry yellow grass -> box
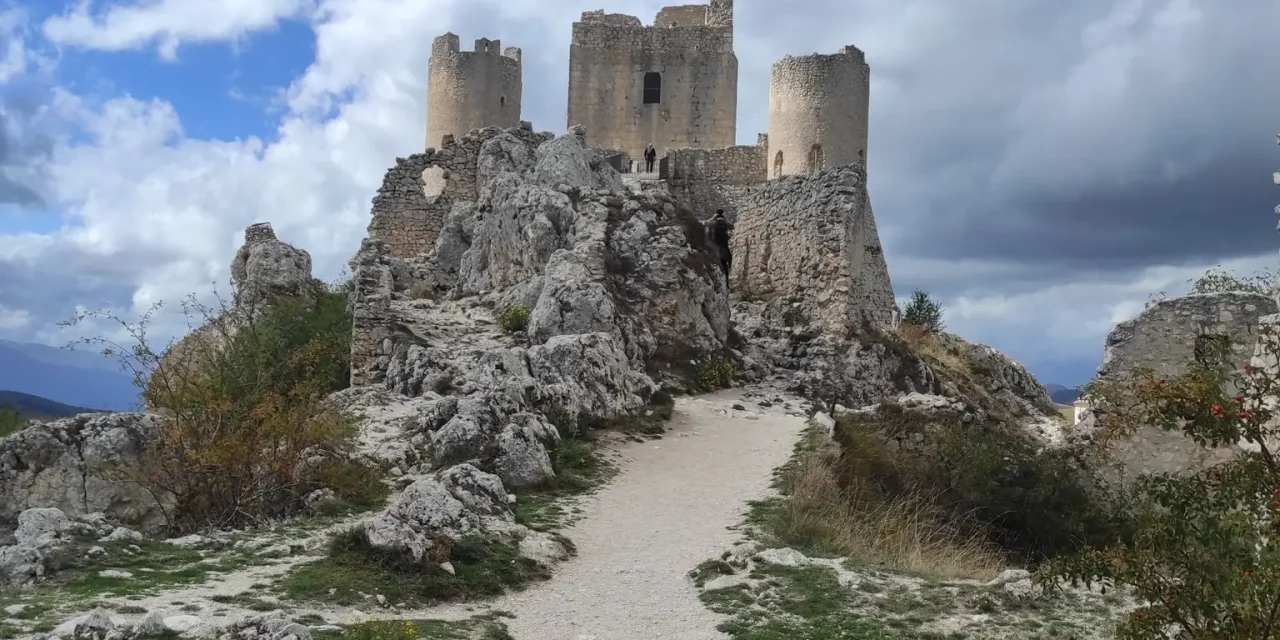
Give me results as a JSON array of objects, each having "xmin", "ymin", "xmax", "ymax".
[
  {"xmin": 769, "ymin": 444, "xmax": 1005, "ymax": 581},
  {"xmin": 896, "ymin": 323, "xmax": 975, "ymax": 381},
  {"xmin": 1055, "ymin": 404, "xmax": 1075, "ymax": 423}
]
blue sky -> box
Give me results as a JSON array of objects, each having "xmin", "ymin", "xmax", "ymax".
[{"xmin": 1, "ymin": 0, "xmax": 1278, "ymax": 389}]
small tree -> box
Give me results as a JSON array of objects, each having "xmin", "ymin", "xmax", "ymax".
[
  {"xmin": 1035, "ymin": 324, "xmax": 1280, "ymax": 639},
  {"xmin": 63, "ymin": 281, "xmax": 383, "ymax": 533},
  {"xmin": 901, "ymin": 289, "xmax": 945, "ymax": 332}
]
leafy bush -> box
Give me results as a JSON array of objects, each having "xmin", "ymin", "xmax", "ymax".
[
  {"xmin": 831, "ymin": 406, "xmax": 1127, "ymax": 563},
  {"xmin": 0, "ymin": 402, "xmax": 21, "ymax": 438},
  {"xmin": 901, "ymin": 289, "xmax": 945, "ymax": 332},
  {"xmin": 498, "ymin": 305, "xmax": 530, "ymax": 334},
  {"xmin": 65, "ymin": 281, "xmax": 384, "ymax": 533},
  {"xmin": 697, "ymin": 358, "xmax": 736, "ymax": 392},
  {"xmin": 1188, "ymin": 265, "xmax": 1275, "ymax": 296},
  {"xmin": 1035, "ymin": 324, "xmax": 1280, "ymax": 639}
]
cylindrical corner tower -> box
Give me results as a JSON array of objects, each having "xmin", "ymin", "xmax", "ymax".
[
  {"xmin": 425, "ymin": 33, "xmax": 523, "ymax": 149},
  {"xmin": 766, "ymin": 45, "xmax": 869, "ymax": 179}
]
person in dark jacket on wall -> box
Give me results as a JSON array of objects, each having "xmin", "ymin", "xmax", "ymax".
[
  {"xmin": 644, "ymin": 144, "xmax": 657, "ymax": 173},
  {"xmin": 708, "ymin": 209, "xmax": 734, "ymax": 281}
]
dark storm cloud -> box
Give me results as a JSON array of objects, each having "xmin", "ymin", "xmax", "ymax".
[{"xmin": 449, "ymin": 0, "xmax": 1280, "ymax": 298}]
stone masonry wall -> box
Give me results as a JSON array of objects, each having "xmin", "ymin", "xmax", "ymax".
[
  {"xmin": 666, "ymin": 143, "xmax": 766, "ymax": 220},
  {"xmin": 768, "ymin": 46, "xmax": 870, "ymax": 178},
  {"xmin": 729, "ymin": 164, "xmax": 895, "ymax": 331},
  {"xmin": 1097, "ymin": 292, "xmax": 1278, "ymax": 382},
  {"xmin": 368, "ymin": 124, "xmax": 545, "ymax": 260},
  {"xmin": 567, "ymin": 1, "xmax": 737, "ymax": 161},
  {"xmin": 1082, "ymin": 292, "xmax": 1280, "ymax": 483},
  {"xmin": 426, "ymin": 33, "xmax": 523, "ymax": 149}
]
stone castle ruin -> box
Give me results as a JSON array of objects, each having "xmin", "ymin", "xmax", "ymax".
[
  {"xmin": 567, "ymin": 1, "xmax": 738, "ymax": 161},
  {"xmin": 368, "ymin": 0, "xmax": 893, "ymax": 346}
]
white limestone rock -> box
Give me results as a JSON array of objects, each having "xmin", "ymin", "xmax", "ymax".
[{"xmin": 0, "ymin": 414, "xmax": 171, "ymax": 535}]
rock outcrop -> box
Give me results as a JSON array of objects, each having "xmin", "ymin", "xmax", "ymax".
[
  {"xmin": 229, "ymin": 222, "xmax": 323, "ymax": 306},
  {"xmin": 363, "ymin": 463, "xmax": 569, "ymax": 566},
  {"xmin": 0, "ymin": 413, "xmax": 171, "ymax": 535},
  {"xmin": 345, "ymin": 126, "xmax": 731, "ymax": 494}
]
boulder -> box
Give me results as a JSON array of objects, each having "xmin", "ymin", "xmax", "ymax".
[
  {"xmin": 0, "ymin": 413, "xmax": 171, "ymax": 534},
  {"xmin": 230, "ymin": 222, "xmax": 323, "ymax": 305}
]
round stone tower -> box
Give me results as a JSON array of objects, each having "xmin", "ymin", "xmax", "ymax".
[
  {"xmin": 766, "ymin": 45, "xmax": 869, "ymax": 179},
  {"xmin": 426, "ymin": 33, "xmax": 523, "ymax": 149}
]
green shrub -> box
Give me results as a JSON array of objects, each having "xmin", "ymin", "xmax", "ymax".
[
  {"xmin": 901, "ymin": 289, "xmax": 945, "ymax": 332},
  {"xmin": 697, "ymin": 358, "xmax": 736, "ymax": 392},
  {"xmin": 832, "ymin": 405, "xmax": 1127, "ymax": 563},
  {"xmin": 498, "ymin": 305, "xmax": 530, "ymax": 334},
  {"xmin": 65, "ymin": 281, "xmax": 380, "ymax": 533},
  {"xmin": 1035, "ymin": 324, "xmax": 1280, "ymax": 639}
]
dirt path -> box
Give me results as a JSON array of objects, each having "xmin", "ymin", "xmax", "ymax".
[{"xmin": 428, "ymin": 388, "xmax": 808, "ymax": 640}]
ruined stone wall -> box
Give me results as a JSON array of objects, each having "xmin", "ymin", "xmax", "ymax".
[
  {"xmin": 666, "ymin": 141, "xmax": 766, "ymax": 220},
  {"xmin": 768, "ymin": 46, "xmax": 869, "ymax": 178},
  {"xmin": 1097, "ymin": 292, "xmax": 1278, "ymax": 382},
  {"xmin": 729, "ymin": 164, "xmax": 895, "ymax": 330},
  {"xmin": 368, "ymin": 124, "xmax": 543, "ymax": 260},
  {"xmin": 567, "ymin": 1, "xmax": 737, "ymax": 161},
  {"xmin": 426, "ymin": 33, "xmax": 523, "ymax": 149},
  {"xmin": 1081, "ymin": 292, "xmax": 1280, "ymax": 482}
]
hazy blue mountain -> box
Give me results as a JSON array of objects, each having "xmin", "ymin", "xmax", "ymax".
[
  {"xmin": 1044, "ymin": 384, "xmax": 1083, "ymax": 405},
  {"xmin": 0, "ymin": 340, "xmax": 140, "ymax": 411},
  {"xmin": 0, "ymin": 390, "xmax": 100, "ymax": 418}
]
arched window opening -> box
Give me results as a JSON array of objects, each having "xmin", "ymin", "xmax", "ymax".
[
  {"xmin": 643, "ymin": 72, "xmax": 662, "ymax": 104},
  {"xmin": 773, "ymin": 151, "xmax": 784, "ymax": 178},
  {"xmin": 500, "ymin": 96, "xmax": 506, "ymax": 108},
  {"xmin": 808, "ymin": 144, "xmax": 824, "ymax": 173}
]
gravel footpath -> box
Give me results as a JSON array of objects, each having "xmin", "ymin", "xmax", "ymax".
[{"xmin": 428, "ymin": 388, "xmax": 808, "ymax": 639}]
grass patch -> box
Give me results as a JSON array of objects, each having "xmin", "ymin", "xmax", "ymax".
[
  {"xmin": 702, "ymin": 563, "xmax": 908, "ymax": 639},
  {"xmin": 497, "ymin": 305, "xmax": 530, "ymax": 334},
  {"xmin": 0, "ymin": 538, "xmax": 253, "ymax": 632},
  {"xmin": 314, "ymin": 617, "xmax": 513, "ymax": 640},
  {"xmin": 207, "ymin": 592, "xmax": 283, "ymax": 612},
  {"xmin": 513, "ymin": 431, "xmax": 618, "ymax": 533},
  {"xmin": 278, "ymin": 530, "xmax": 549, "ymax": 608}
]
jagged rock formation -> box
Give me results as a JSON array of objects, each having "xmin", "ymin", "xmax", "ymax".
[
  {"xmin": 230, "ymin": 222, "xmax": 324, "ymax": 305},
  {"xmin": 344, "ymin": 125, "xmax": 725, "ymax": 498},
  {"xmin": 0, "ymin": 414, "xmax": 170, "ymax": 536}
]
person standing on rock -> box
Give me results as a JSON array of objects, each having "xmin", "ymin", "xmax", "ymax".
[
  {"xmin": 644, "ymin": 144, "xmax": 657, "ymax": 173},
  {"xmin": 709, "ymin": 209, "xmax": 734, "ymax": 282}
]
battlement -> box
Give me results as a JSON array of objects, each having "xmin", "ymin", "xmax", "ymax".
[
  {"xmin": 572, "ymin": 1, "xmax": 732, "ymax": 51},
  {"xmin": 579, "ymin": 0, "xmax": 731, "ymax": 28},
  {"xmin": 431, "ymin": 33, "xmax": 521, "ymax": 61}
]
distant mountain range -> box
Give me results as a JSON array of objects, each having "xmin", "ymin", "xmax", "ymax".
[
  {"xmin": 1044, "ymin": 383, "xmax": 1083, "ymax": 405},
  {"xmin": 0, "ymin": 390, "xmax": 100, "ymax": 420},
  {"xmin": 0, "ymin": 340, "xmax": 140, "ymax": 412}
]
